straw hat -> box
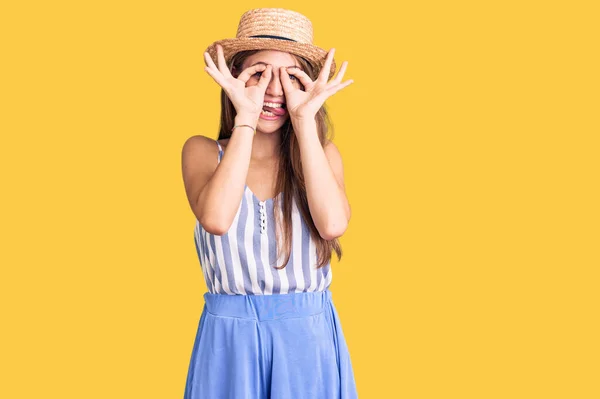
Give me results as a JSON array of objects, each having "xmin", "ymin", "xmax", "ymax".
[{"xmin": 204, "ymin": 8, "xmax": 337, "ymax": 80}]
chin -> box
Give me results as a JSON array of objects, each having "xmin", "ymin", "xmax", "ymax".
[{"xmin": 257, "ymin": 115, "xmax": 289, "ymax": 133}]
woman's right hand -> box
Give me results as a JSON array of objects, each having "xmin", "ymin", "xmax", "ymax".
[{"xmin": 204, "ymin": 44, "xmax": 273, "ymax": 117}]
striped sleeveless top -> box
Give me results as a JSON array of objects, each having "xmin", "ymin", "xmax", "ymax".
[{"xmin": 193, "ymin": 140, "xmax": 332, "ymax": 295}]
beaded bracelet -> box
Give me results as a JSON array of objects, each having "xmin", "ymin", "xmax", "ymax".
[{"xmin": 231, "ymin": 124, "xmax": 256, "ymax": 135}]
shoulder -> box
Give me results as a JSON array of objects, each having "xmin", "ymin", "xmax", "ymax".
[
  {"xmin": 217, "ymin": 137, "xmax": 231, "ymax": 150},
  {"xmin": 323, "ymin": 139, "xmax": 342, "ymax": 157},
  {"xmin": 186, "ymin": 135, "xmax": 231, "ymax": 152},
  {"xmin": 181, "ymin": 134, "xmax": 221, "ymax": 170},
  {"xmin": 322, "ymin": 140, "xmax": 346, "ymax": 187},
  {"xmin": 182, "ymin": 134, "xmax": 216, "ymax": 149},
  {"xmin": 323, "ymin": 140, "xmax": 344, "ymax": 168},
  {"xmin": 182, "ymin": 134, "xmax": 221, "ymax": 155}
]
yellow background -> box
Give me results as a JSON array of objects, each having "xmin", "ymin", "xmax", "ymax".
[{"xmin": 1, "ymin": 1, "xmax": 598, "ymax": 398}]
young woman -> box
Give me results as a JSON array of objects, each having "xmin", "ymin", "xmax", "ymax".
[{"xmin": 181, "ymin": 8, "xmax": 358, "ymax": 398}]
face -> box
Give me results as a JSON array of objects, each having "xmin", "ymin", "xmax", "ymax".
[{"xmin": 241, "ymin": 50, "xmax": 303, "ymax": 133}]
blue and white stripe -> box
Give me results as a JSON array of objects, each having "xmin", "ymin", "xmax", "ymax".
[{"xmin": 193, "ymin": 140, "xmax": 332, "ymax": 295}]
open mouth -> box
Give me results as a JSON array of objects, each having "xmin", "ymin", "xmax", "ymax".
[{"xmin": 261, "ymin": 102, "xmax": 287, "ymax": 118}]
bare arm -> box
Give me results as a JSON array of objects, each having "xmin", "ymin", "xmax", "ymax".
[
  {"xmin": 181, "ymin": 115, "xmax": 257, "ymax": 235},
  {"xmin": 277, "ymin": 48, "xmax": 353, "ymax": 240},
  {"xmin": 294, "ymin": 119, "xmax": 351, "ymax": 240},
  {"xmin": 184, "ymin": 43, "xmax": 273, "ymax": 234}
]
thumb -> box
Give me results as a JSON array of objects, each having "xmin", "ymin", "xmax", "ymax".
[
  {"xmin": 279, "ymin": 67, "xmax": 294, "ymax": 93},
  {"xmin": 257, "ymin": 65, "xmax": 272, "ymax": 89}
]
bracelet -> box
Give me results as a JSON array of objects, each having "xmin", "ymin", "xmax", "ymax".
[{"xmin": 231, "ymin": 124, "xmax": 256, "ymax": 135}]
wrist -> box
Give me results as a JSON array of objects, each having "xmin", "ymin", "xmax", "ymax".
[
  {"xmin": 235, "ymin": 112, "xmax": 260, "ymax": 127},
  {"xmin": 291, "ymin": 115, "xmax": 316, "ymax": 129}
]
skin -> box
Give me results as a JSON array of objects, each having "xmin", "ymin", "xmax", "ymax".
[{"xmin": 181, "ymin": 44, "xmax": 353, "ymax": 239}]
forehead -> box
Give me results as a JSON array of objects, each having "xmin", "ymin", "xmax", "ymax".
[{"xmin": 243, "ymin": 50, "xmax": 300, "ymax": 68}]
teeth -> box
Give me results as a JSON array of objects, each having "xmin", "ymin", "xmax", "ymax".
[
  {"xmin": 261, "ymin": 109, "xmax": 276, "ymax": 116},
  {"xmin": 263, "ymin": 102, "xmax": 283, "ymax": 108}
]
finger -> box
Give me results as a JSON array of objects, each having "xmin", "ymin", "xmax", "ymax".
[
  {"xmin": 279, "ymin": 67, "xmax": 296, "ymax": 93},
  {"xmin": 330, "ymin": 61, "xmax": 348, "ymax": 86},
  {"xmin": 318, "ymin": 48, "xmax": 336, "ymax": 83},
  {"xmin": 204, "ymin": 51, "xmax": 218, "ymax": 71},
  {"xmin": 216, "ymin": 44, "xmax": 233, "ymax": 78},
  {"xmin": 285, "ymin": 67, "xmax": 313, "ymax": 89},
  {"xmin": 314, "ymin": 79, "xmax": 354, "ymax": 104},
  {"xmin": 256, "ymin": 65, "xmax": 273, "ymax": 90},
  {"xmin": 204, "ymin": 65, "xmax": 228, "ymax": 88},
  {"xmin": 237, "ymin": 64, "xmax": 267, "ymax": 83}
]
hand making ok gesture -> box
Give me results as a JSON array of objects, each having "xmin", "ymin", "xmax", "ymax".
[
  {"xmin": 279, "ymin": 48, "xmax": 354, "ymax": 122},
  {"xmin": 203, "ymin": 44, "xmax": 273, "ymax": 118}
]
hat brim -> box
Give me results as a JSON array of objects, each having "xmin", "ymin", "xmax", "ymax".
[{"xmin": 205, "ymin": 38, "xmax": 336, "ymax": 80}]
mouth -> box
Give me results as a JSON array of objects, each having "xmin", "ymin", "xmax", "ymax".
[{"xmin": 261, "ymin": 101, "xmax": 287, "ymax": 120}]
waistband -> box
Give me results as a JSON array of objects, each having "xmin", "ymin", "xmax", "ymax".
[{"xmin": 203, "ymin": 289, "xmax": 332, "ymax": 321}]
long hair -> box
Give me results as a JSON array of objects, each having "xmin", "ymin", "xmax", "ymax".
[{"xmin": 216, "ymin": 49, "xmax": 343, "ymax": 269}]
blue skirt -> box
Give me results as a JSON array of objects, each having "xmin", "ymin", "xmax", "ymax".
[{"xmin": 184, "ymin": 289, "xmax": 358, "ymax": 398}]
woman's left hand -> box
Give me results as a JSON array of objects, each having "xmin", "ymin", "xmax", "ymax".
[{"xmin": 280, "ymin": 48, "xmax": 354, "ymax": 122}]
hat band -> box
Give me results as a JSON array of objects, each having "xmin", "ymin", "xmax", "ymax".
[{"xmin": 249, "ymin": 34, "xmax": 297, "ymax": 42}]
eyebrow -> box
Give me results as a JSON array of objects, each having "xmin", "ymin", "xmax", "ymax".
[{"xmin": 250, "ymin": 61, "xmax": 302, "ymax": 70}]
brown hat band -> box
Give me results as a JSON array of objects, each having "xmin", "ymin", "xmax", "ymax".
[{"xmin": 250, "ymin": 35, "xmax": 296, "ymax": 42}]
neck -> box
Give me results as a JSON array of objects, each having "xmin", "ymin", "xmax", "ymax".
[{"xmin": 251, "ymin": 129, "xmax": 283, "ymax": 162}]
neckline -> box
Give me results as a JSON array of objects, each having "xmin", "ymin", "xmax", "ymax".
[{"xmin": 245, "ymin": 185, "xmax": 282, "ymax": 203}]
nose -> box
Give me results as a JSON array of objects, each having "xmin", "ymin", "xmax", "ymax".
[{"xmin": 265, "ymin": 66, "xmax": 284, "ymax": 97}]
